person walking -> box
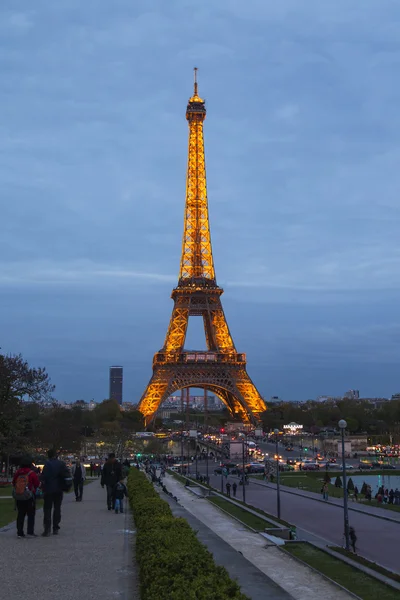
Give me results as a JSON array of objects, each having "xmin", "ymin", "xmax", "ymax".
[
  {"xmin": 90, "ymin": 462, "xmax": 94, "ymax": 477},
  {"xmin": 394, "ymin": 488, "xmax": 400, "ymax": 505},
  {"xmin": 225, "ymin": 482, "xmax": 231, "ymax": 497},
  {"xmin": 322, "ymin": 482, "xmax": 329, "ymax": 501},
  {"xmin": 71, "ymin": 458, "xmax": 86, "ymax": 502},
  {"xmin": 41, "ymin": 448, "xmax": 71, "ymax": 537},
  {"xmin": 232, "ymin": 481, "xmax": 237, "ymax": 498},
  {"xmin": 354, "ymin": 486, "xmax": 359, "ymax": 502},
  {"xmin": 101, "ymin": 453, "xmax": 122, "ymax": 510},
  {"xmin": 113, "ymin": 478, "xmax": 128, "ymax": 514},
  {"xmin": 12, "ymin": 456, "xmax": 40, "ymax": 538},
  {"xmin": 349, "ymin": 526, "xmax": 357, "ymax": 553}
]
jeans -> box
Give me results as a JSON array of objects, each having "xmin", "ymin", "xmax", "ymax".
[
  {"xmin": 16, "ymin": 498, "xmax": 36, "ymax": 535},
  {"xmin": 115, "ymin": 498, "xmax": 124, "ymax": 512},
  {"xmin": 74, "ymin": 480, "xmax": 83, "ymax": 499},
  {"xmin": 43, "ymin": 491, "xmax": 63, "ymax": 532},
  {"xmin": 106, "ymin": 485, "xmax": 114, "ymax": 509}
]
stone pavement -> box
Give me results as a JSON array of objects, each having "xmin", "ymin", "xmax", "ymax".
[
  {"xmin": 164, "ymin": 474, "xmax": 352, "ymax": 600},
  {"xmin": 0, "ymin": 481, "xmax": 135, "ymax": 600}
]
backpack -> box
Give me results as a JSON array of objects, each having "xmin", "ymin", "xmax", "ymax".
[{"xmin": 13, "ymin": 471, "xmax": 34, "ymax": 501}]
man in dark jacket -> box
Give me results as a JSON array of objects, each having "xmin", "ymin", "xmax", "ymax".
[
  {"xmin": 41, "ymin": 448, "xmax": 71, "ymax": 536},
  {"xmin": 101, "ymin": 453, "xmax": 122, "ymax": 510}
]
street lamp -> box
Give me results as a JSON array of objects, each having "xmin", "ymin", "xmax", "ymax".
[
  {"xmin": 274, "ymin": 428, "xmax": 281, "ymax": 519},
  {"xmin": 339, "ymin": 419, "xmax": 350, "ymax": 551}
]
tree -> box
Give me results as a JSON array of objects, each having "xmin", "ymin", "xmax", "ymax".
[
  {"xmin": 334, "ymin": 476, "xmax": 342, "ymax": 488},
  {"xmin": 0, "ymin": 353, "xmax": 54, "ymax": 455},
  {"xmin": 347, "ymin": 477, "xmax": 354, "ymax": 492},
  {"xmin": 361, "ymin": 481, "xmax": 367, "ymax": 495}
]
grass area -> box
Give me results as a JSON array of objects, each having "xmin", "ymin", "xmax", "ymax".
[
  {"xmin": 252, "ymin": 472, "xmax": 346, "ymax": 498},
  {"xmin": 167, "ymin": 469, "xmax": 197, "ymax": 486},
  {"xmin": 0, "ymin": 485, "xmax": 13, "ymax": 497},
  {"xmin": 329, "ymin": 547, "xmax": 400, "ymax": 583},
  {"xmin": 284, "ymin": 543, "xmax": 399, "ymax": 600},
  {"xmin": 208, "ymin": 496, "xmax": 275, "ymax": 530},
  {"xmin": 360, "ymin": 499, "xmax": 400, "ymax": 513}
]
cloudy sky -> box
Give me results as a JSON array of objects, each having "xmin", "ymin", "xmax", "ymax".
[{"xmin": 1, "ymin": 0, "xmax": 400, "ymax": 403}]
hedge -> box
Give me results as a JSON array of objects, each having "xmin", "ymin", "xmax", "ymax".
[{"xmin": 128, "ymin": 468, "xmax": 249, "ymax": 600}]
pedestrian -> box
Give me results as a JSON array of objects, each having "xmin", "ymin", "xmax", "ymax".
[
  {"xmin": 322, "ymin": 482, "xmax": 329, "ymax": 501},
  {"xmin": 101, "ymin": 453, "xmax": 122, "ymax": 511},
  {"xmin": 354, "ymin": 486, "xmax": 358, "ymax": 502},
  {"xmin": 349, "ymin": 526, "xmax": 357, "ymax": 553},
  {"xmin": 226, "ymin": 482, "xmax": 231, "ymax": 497},
  {"xmin": 113, "ymin": 478, "xmax": 128, "ymax": 514},
  {"xmin": 40, "ymin": 448, "xmax": 72, "ymax": 537},
  {"xmin": 12, "ymin": 456, "xmax": 40, "ymax": 538},
  {"xmin": 383, "ymin": 489, "xmax": 389, "ymax": 504},
  {"xmin": 90, "ymin": 462, "xmax": 94, "ymax": 477},
  {"xmin": 71, "ymin": 457, "xmax": 86, "ymax": 502},
  {"xmin": 232, "ymin": 482, "xmax": 237, "ymax": 497},
  {"xmin": 388, "ymin": 489, "xmax": 394, "ymax": 504},
  {"xmin": 394, "ymin": 488, "xmax": 400, "ymax": 505}
]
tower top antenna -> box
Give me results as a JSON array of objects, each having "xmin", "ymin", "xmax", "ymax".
[{"xmin": 194, "ymin": 67, "xmax": 198, "ymax": 96}]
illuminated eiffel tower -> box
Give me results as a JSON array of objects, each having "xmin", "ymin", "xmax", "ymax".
[{"xmin": 138, "ymin": 70, "xmax": 266, "ymax": 425}]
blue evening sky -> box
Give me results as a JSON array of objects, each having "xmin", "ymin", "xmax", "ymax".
[{"xmin": 1, "ymin": 1, "xmax": 400, "ymax": 403}]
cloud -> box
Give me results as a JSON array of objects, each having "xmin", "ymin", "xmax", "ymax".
[{"xmin": 1, "ymin": 0, "xmax": 400, "ymax": 401}]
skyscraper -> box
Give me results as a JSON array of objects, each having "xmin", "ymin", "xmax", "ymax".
[{"xmin": 109, "ymin": 366, "xmax": 123, "ymax": 405}]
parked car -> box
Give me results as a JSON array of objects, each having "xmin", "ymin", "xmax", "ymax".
[
  {"xmin": 359, "ymin": 463, "xmax": 374, "ymax": 470},
  {"xmin": 382, "ymin": 464, "xmax": 396, "ymax": 470}
]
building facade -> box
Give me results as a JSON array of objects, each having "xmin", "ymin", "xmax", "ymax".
[{"xmin": 109, "ymin": 366, "xmax": 123, "ymax": 405}]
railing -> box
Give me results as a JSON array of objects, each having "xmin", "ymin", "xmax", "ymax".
[{"xmin": 153, "ymin": 351, "xmax": 246, "ymax": 365}]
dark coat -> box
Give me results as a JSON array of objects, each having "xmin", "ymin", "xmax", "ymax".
[
  {"xmin": 101, "ymin": 460, "xmax": 122, "ymax": 487},
  {"xmin": 41, "ymin": 459, "xmax": 70, "ymax": 494}
]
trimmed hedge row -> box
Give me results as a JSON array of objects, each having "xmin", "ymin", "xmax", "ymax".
[{"xmin": 128, "ymin": 468, "xmax": 249, "ymax": 600}]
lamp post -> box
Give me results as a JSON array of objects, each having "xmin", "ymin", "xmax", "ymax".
[
  {"xmin": 274, "ymin": 428, "xmax": 281, "ymax": 519},
  {"xmin": 242, "ymin": 437, "xmax": 246, "ymax": 504},
  {"xmin": 339, "ymin": 419, "xmax": 350, "ymax": 551}
]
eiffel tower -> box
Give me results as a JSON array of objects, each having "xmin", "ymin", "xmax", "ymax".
[{"xmin": 138, "ymin": 70, "xmax": 266, "ymax": 425}]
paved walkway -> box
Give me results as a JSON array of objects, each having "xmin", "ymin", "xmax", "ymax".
[
  {"xmin": 0, "ymin": 481, "xmax": 135, "ymax": 600},
  {"xmin": 164, "ymin": 474, "xmax": 352, "ymax": 600}
]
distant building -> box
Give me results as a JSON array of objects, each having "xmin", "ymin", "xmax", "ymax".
[
  {"xmin": 344, "ymin": 389, "xmax": 360, "ymax": 400},
  {"xmin": 109, "ymin": 366, "xmax": 123, "ymax": 405}
]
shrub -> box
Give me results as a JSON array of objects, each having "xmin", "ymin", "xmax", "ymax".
[
  {"xmin": 334, "ymin": 475, "xmax": 342, "ymax": 488},
  {"xmin": 361, "ymin": 481, "xmax": 367, "ymax": 495},
  {"xmin": 347, "ymin": 478, "xmax": 354, "ymax": 491},
  {"xmin": 128, "ymin": 468, "xmax": 249, "ymax": 600}
]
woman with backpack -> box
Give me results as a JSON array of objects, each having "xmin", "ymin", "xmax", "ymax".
[{"xmin": 12, "ymin": 456, "xmax": 40, "ymax": 538}]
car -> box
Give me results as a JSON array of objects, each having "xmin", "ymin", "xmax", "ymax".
[
  {"xmin": 329, "ymin": 458, "xmax": 337, "ymax": 464},
  {"xmin": 286, "ymin": 458, "xmax": 298, "ymax": 465},
  {"xmin": 301, "ymin": 463, "xmax": 320, "ymax": 471},
  {"xmin": 382, "ymin": 464, "xmax": 396, "ymax": 470},
  {"xmin": 359, "ymin": 463, "xmax": 373, "ymax": 470},
  {"xmin": 220, "ymin": 462, "xmax": 237, "ymax": 469},
  {"xmin": 338, "ymin": 464, "xmax": 355, "ymax": 470}
]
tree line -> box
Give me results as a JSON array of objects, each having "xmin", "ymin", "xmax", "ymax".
[{"xmin": 0, "ymin": 353, "xmax": 146, "ymax": 461}]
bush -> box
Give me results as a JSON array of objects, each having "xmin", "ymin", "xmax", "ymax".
[
  {"xmin": 361, "ymin": 481, "xmax": 367, "ymax": 495},
  {"xmin": 128, "ymin": 468, "xmax": 249, "ymax": 600},
  {"xmin": 347, "ymin": 478, "xmax": 354, "ymax": 491},
  {"xmin": 335, "ymin": 476, "xmax": 342, "ymax": 488}
]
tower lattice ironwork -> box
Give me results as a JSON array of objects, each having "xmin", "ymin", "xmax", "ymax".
[{"xmin": 138, "ymin": 70, "xmax": 266, "ymax": 425}]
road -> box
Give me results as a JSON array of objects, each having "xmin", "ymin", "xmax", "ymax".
[{"xmin": 190, "ymin": 460, "xmax": 399, "ymax": 574}]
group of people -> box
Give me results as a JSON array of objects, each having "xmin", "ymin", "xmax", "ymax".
[
  {"xmin": 100, "ymin": 453, "xmax": 127, "ymax": 513},
  {"xmin": 224, "ymin": 481, "xmax": 238, "ymax": 497},
  {"xmin": 376, "ymin": 486, "xmax": 400, "ymax": 504},
  {"xmin": 12, "ymin": 448, "xmax": 71, "ymax": 538},
  {"xmin": 12, "ymin": 450, "xmax": 128, "ymax": 538}
]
